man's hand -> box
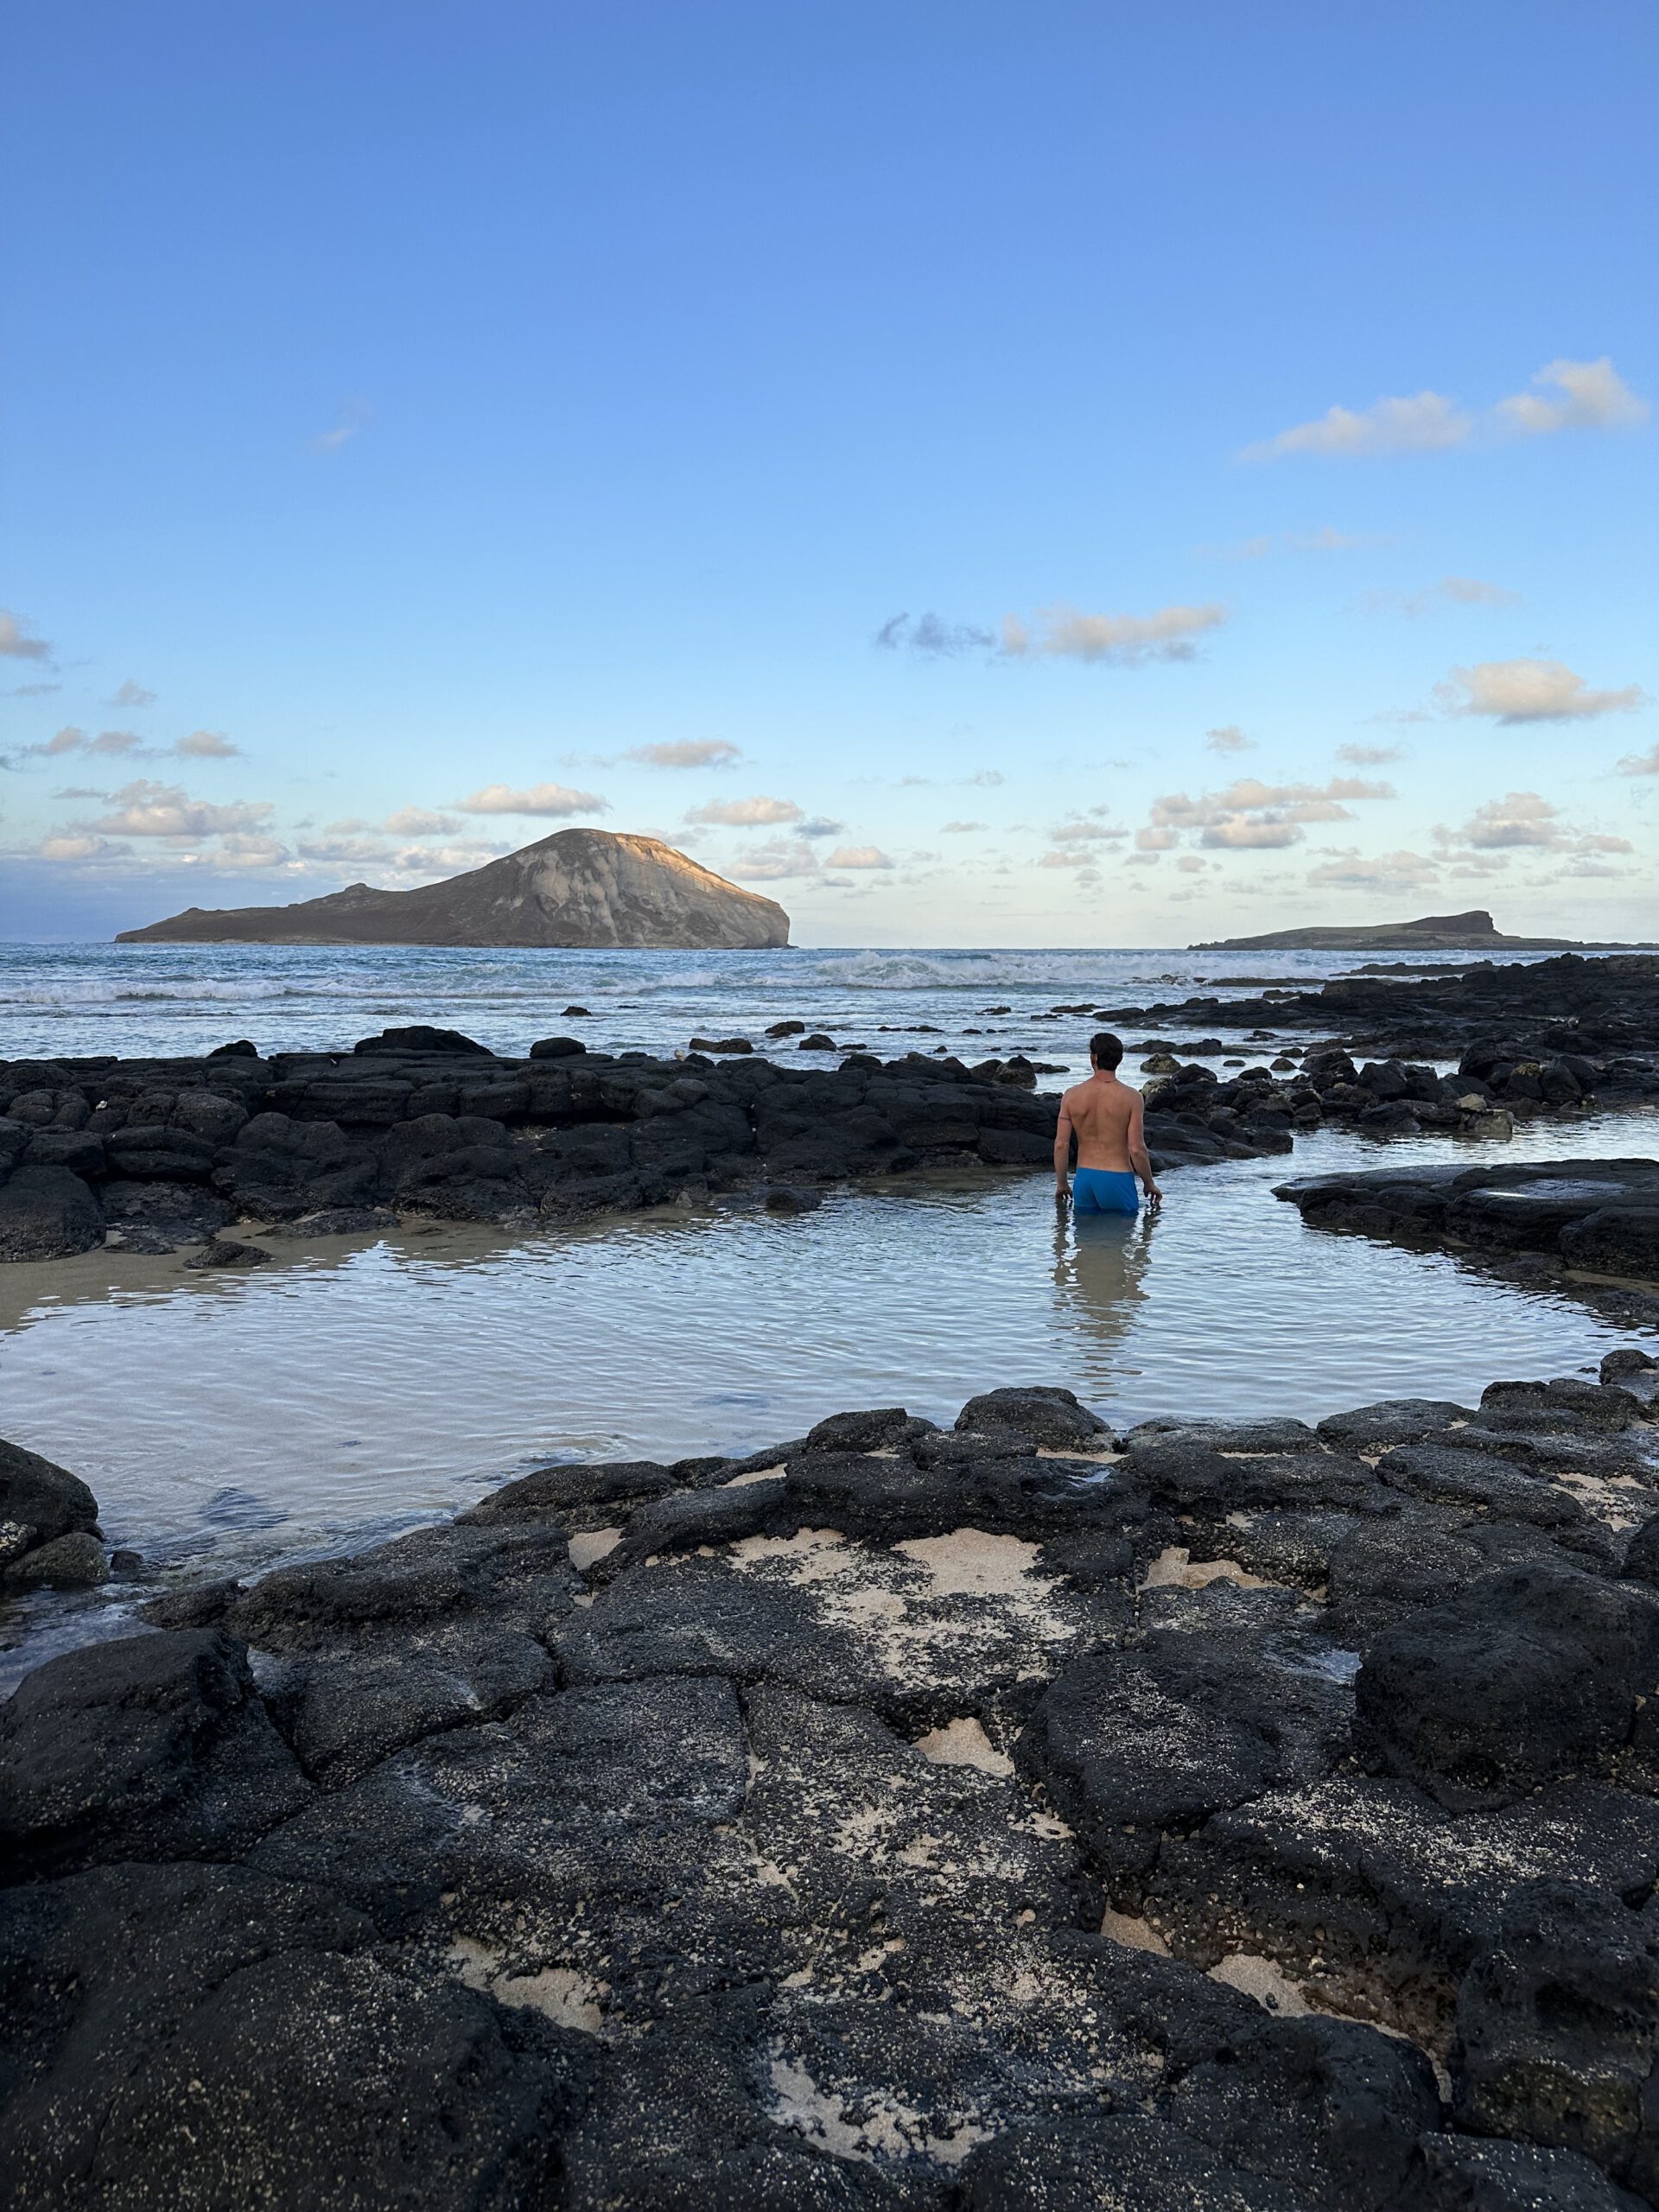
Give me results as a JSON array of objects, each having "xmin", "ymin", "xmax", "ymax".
[
  {"xmin": 1145, "ymin": 1182, "xmax": 1164, "ymax": 1211},
  {"xmin": 1054, "ymin": 1182, "xmax": 1070, "ymax": 1208}
]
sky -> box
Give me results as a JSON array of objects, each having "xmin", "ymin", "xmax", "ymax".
[{"xmin": 3, "ymin": 0, "xmax": 1656, "ymax": 947}]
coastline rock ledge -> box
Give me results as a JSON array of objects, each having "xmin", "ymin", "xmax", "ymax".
[
  {"xmin": 4, "ymin": 1370, "xmax": 1659, "ymax": 2207},
  {"xmin": 113, "ymin": 829, "xmax": 791, "ymax": 950}
]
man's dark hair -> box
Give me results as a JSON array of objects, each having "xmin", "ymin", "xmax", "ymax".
[{"xmin": 1090, "ymin": 1032, "xmax": 1124, "ymax": 1069}]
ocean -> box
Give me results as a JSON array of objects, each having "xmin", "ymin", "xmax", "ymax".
[{"xmin": 0, "ymin": 938, "xmax": 1548, "ymax": 1068}]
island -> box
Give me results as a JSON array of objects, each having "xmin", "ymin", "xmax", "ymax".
[
  {"xmin": 114, "ymin": 828, "xmax": 791, "ymax": 950},
  {"xmin": 1189, "ymin": 909, "xmax": 1647, "ymax": 954}
]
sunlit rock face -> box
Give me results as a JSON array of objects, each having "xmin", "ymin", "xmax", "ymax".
[{"xmin": 115, "ymin": 830, "xmax": 791, "ymax": 950}]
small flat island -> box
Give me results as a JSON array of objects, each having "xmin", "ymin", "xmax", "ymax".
[
  {"xmin": 1190, "ymin": 907, "xmax": 1650, "ymax": 954},
  {"xmin": 114, "ymin": 828, "xmax": 791, "ymax": 950}
]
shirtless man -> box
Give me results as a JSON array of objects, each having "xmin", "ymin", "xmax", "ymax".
[{"xmin": 1053, "ymin": 1032, "xmax": 1163, "ymax": 1215}]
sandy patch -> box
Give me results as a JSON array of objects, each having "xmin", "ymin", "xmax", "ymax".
[
  {"xmin": 568, "ymin": 1527, "xmax": 622, "ymax": 1573},
  {"xmin": 1553, "ymin": 1471, "xmax": 1651, "ymax": 1529},
  {"xmin": 721, "ymin": 1463, "xmax": 786, "ymax": 1487},
  {"xmin": 1210, "ymin": 1951, "xmax": 1311, "ymax": 2014},
  {"xmin": 767, "ymin": 2054, "xmax": 991, "ymax": 2167},
  {"xmin": 912, "ymin": 1716, "xmax": 1014, "ymax": 1777},
  {"xmin": 448, "ymin": 1937, "xmax": 605, "ymax": 2033},
  {"xmin": 894, "ymin": 1529, "xmax": 1052, "ymax": 1598},
  {"xmin": 1140, "ymin": 1546, "xmax": 1271, "ymax": 1592},
  {"xmin": 728, "ymin": 1528, "xmax": 852, "ymax": 1584},
  {"xmin": 1100, "ymin": 1907, "xmax": 1169, "ymax": 1955}
]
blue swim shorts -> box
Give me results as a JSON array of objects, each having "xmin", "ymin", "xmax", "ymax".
[{"xmin": 1071, "ymin": 1168, "xmax": 1140, "ymax": 1216}]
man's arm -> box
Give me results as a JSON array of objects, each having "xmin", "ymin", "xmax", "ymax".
[
  {"xmin": 1128, "ymin": 1092, "xmax": 1163, "ymax": 1210},
  {"xmin": 1053, "ymin": 1100, "xmax": 1073, "ymax": 1198}
]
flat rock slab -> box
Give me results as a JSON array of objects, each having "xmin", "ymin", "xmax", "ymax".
[
  {"xmin": 1277, "ymin": 1156, "xmax": 1659, "ymax": 1286},
  {"xmin": 4, "ymin": 1375, "xmax": 1659, "ymax": 2207}
]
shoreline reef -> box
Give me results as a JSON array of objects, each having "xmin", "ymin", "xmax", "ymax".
[{"xmin": 3, "ymin": 1362, "xmax": 1659, "ymax": 2207}]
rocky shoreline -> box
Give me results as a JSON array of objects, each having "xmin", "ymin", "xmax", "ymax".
[
  {"xmin": 0, "ymin": 1026, "xmax": 1304, "ymax": 1268},
  {"xmin": 1113, "ymin": 951, "xmax": 1659, "ymax": 1114},
  {"xmin": 4, "ymin": 1363, "xmax": 1659, "ymax": 2207}
]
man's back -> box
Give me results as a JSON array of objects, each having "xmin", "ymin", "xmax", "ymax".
[{"xmin": 1061, "ymin": 1071, "xmax": 1140, "ymax": 1170}]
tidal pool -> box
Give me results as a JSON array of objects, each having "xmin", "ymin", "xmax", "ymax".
[{"xmin": 3, "ymin": 1111, "xmax": 1654, "ymax": 1681}]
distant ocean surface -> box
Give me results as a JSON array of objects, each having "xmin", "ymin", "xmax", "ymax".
[{"xmin": 0, "ymin": 940, "xmax": 1554, "ymax": 1065}]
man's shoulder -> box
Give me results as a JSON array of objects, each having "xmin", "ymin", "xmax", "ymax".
[{"xmin": 1062, "ymin": 1075, "xmax": 1141, "ymax": 1105}]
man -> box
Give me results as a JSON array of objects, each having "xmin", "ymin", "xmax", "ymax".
[{"xmin": 1054, "ymin": 1031, "xmax": 1163, "ymax": 1215}]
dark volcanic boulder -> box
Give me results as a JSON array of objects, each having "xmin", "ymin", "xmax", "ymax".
[
  {"xmin": 0, "ymin": 1165, "xmax": 103, "ymax": 1260},
  {"xmin": 0, "ymin": 1629, "xmax": 312, "ymax": 1877},
  {"xmin": 87, "ymin": 1947, "xmax": 587, "ymax": 2212},
  {"xmin": 1163, "ymin": 2012, "xmax": 1443, "ymax": 2212},
  {"xmin": 0, "ymin": 1436, "xmax": 99, "ymax": 1547},
  {"xmin": 1451, "ymin": 1879, "xmax": 1659, "ymax": 2190},
  {"xmin": 1560, "ymin": 1207, "xmax": 1659, "ymax": 1277},
  {"xmin": 353, "ymin": 1025, "xmax": 491, "ymax": 1054},
  {"xmin": 956, "ymin": 2112, "xmax": 1305, "ymax": 2209},
  {"xmin": 1355, "ymin": 1563, "xmax": 1659, "ymax": 1809},
  {"xmin": 1018, "ymin": 1630, "xmax": 1352, "ymax": 1885},
  {"xmin": 955, "ymin": 1385, "xmax": 1112, "ymax": 1453},
  {"xmin": 0, "ymin": 1861, "xmax": 372, "ymax": 2205}
]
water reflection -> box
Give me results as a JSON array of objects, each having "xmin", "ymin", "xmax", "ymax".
[{"xmin": 1052, "ymin": 1206, "xmax": 1152, "ymax": 1363}]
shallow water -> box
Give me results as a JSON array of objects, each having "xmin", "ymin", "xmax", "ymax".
[
  {"xmin": 3, "ymin": 1109, "xmax": 1654, "ymax": 1683},
  {"xmin": 0, "ymin": 938, "xmax": 1560, "ymax": 1068}
]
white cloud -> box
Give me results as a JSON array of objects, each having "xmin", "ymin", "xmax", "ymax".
[
  {"xmin": 1001, "ymin": 602, "xmax": 1226, "ymax": 664},
  {"xmin": 37, "ymin": 833, "xmax": 132, "ymax": 863},
  {"xmin": 824, "ymin": 845, "xmax": 893, "ymax": 869},
  {"xmin": 1449, "ymin": 791, "xmax": 1632, "ymax": 855},
  {"xmin": 1135, "ymin": 827, "xmax": 1179, "ymax": 851},
  {"xmin": 942, "ymin": 818, "xmax": 987, "ymax": 833},
  {"xmin": 458, "ymin": 781, "xmax": 608, "ymax": 817},
  {"xmin": 1306, "ymin": 847, "xmax": 1441, "ymax": 895},
  {"xmin": 1174, "ymin": 855, "xmax": 1210, "ymax": 874},
  {"xmin": 1617, "ymin": 742, "xmax": 1659, "ymax": 777},
  {"xmin": 107, "ymin": 678, "xmax": 157, "ymax": 709},
  {"xmin": 727, "ymin": 837, "xmax": 822, "ymax": 880},
  {"xmin": 1438, "ymin": 658, "xmax": 1644, "ymax": 722},
  {"xmin": 1048, "ymin": 819, "xmax": 1128, "ymax": 845},
  {"xmin": 1362, "ymin": 576, "xmax": 1521, "ymax": 616},
  {"xmin": 0, "ymin": 610, "xmax": 52, "ymax": 660},
  {"xmin": 175, "ymin": 729, "xmax": 238, "ymax": 758},
  {"xmin": 1336, "ymin": 741, "xmax": 1405, "ymax": 765},
  {"xmin": 383, "ymin": 806, "xmax": 461, "ymax": 836},
  {"xmin": 624, "ymin": 740, "xmax": 742, "ymax": 769},
  {"xmin": 798, "ymin": 817, "xmax": 844, "ymax": 839},
  {"xmin": 388, "ymin": 840, "xmax": 512, "ymax": 877},
  {"xmin": 1205, "ymin": 724, "xmax": 1254, "ymax": 753},
  {"xmin": 1202, "ymin": 817, "xmax": 1303, "ymax": 849},
  {"xmin": 1039, "ymin": 849, "xmax": 1102, "ymax": 871},
  {"xmin": 87, "ymin": 781, "xmax": 276, "ymax": 839},
  {"xmin": 963, "ymin": 769, "xmax": 1005, "ymax": 787},
  {"xmin": 1495, "ymin": 357, "xmax": 1648, "ymax": 437},
  {"xmin": 1147, "ymin": 774, "xmax": 1395, "ymax": 855},
  {"xmin": 38, "ymin": 727, "xmax": 87, "ymax": 757},
  {"xmin": 90, "ymin": 730, "xmax": 144, "ymax": 754},
  {"xmin": 216, "ymin": 833, "xmax": 291, "ymax": 869},
  {"xmin": 685, "ymin": 794, "xmax": 803, "ymax": 827},
  {"xmin": 296, "ymin": 836, "xmax": 395, "ymax": 866},
  {"xmin": 1247, "ymin": 358, "xmax": 1646, "ymax": 462},
  {"xmin": 1243, "ymin": 391, "xmax": 1471, "ymax": 461}
]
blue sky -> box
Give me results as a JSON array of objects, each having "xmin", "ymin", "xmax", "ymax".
[{"xmin": 3, "ymin": 0, "xmax": 1655, "ymax": 945}]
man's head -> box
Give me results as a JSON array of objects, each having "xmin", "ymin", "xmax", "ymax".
[{"xmin": 1089, "ymin": 1031, "xmax": 1124, "ymax": 1071}]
